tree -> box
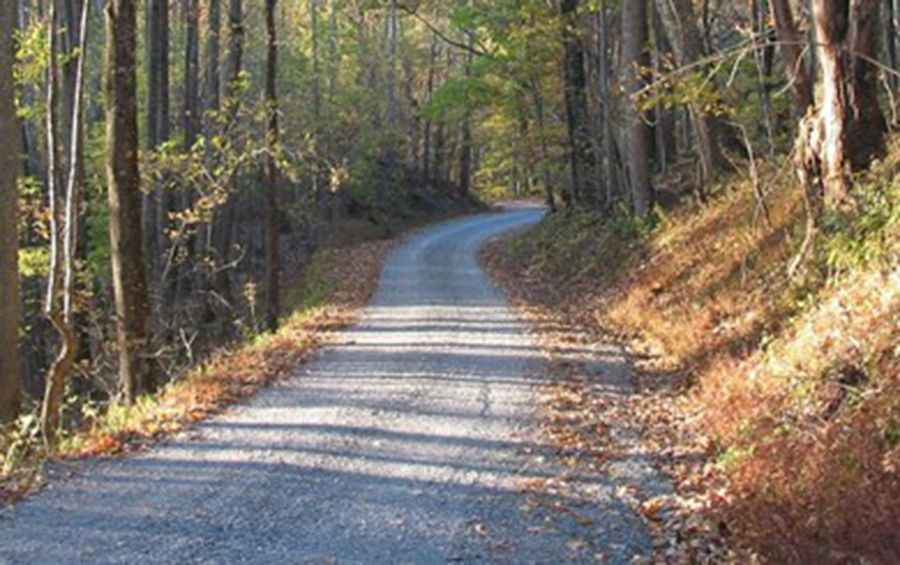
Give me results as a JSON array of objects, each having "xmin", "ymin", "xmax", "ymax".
[
  {"xmin": 0, "ymin": 0, "xmax": 21, "ymax": 423},
  {"xmin": 205, "ymin": 0, "xmax": 222, "ymax": 114},
  {"xmin": 458, "ymin": 33, "xmax": 474, "ymax": 198},
  {"xmin": 264, "ymin": 0, "xmax": 281, "ymax": 332},
  {"xmin": 770, "ymin": 0, "xmax": 814, "ymax": 116},
  {"xmin": 560, "ymin": 0, "xmax": 596, "ymax": 207},
  {"xmin": 41, "ymin": 0, "xmax": 90, "ymax": 444},
  {"xmin": 654, "ymin": 0, "xmax": 726, "ymax": 185},
  {"xmin": 106, "ymin": 0, "xmax": 154, "ymax": 402},
  {"xmin": 145, "ymin": 0, "xmax": 170, "ymax": 277},
  {"xmin": 797, "ymin": 0, "xmax": 886, "ymax": 208},
  {"xmin": 622, "ymin": 0, "xmax": 653, "ymax": 215}
]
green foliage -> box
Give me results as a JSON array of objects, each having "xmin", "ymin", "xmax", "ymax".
[
  {"xmin": 13, "ymin": 21, "xmax": 49, "ymax": 122},
  {"xmin": 1, "ymin": 411, "xmax": 44, "ymax": 475},
  {"xmin": 822, "ymin": 175, "xmax": 900, "ymax": 273},
  {"xmin": 608, "ymin": 204, "xmax": 661, "ymax": 240},
  {"xmin": 17, "ymin": 247, "xmax": 49, "ymax": 279}
]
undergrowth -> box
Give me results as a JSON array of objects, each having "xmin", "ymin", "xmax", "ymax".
[{"xmin": 486, "ymin": 137, "xmax": 900, "ymax": 562}]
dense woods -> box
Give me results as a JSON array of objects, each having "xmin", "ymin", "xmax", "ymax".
[{"xmin": 1, "ymin": 0, "xmax": 899, "ymax": 560}]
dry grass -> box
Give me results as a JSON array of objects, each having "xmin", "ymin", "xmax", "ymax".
[{"xmin": 484, "ymin": 139, "xmax": 900, "ymax": 562}]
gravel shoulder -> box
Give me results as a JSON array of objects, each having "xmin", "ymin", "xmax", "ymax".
[{"xmin": 0, "ymin": 207, "xmax": 655, "ymax": 564}]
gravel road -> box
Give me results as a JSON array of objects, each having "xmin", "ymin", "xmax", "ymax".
[{"xmin": 0, "ymin": 207, "xmax": 657, "ymax": 564}]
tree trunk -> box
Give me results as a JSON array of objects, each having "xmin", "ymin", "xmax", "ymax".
[
  {"xmin": 560, "ymin": 0, "xmax": 596, "ymax": 207},
  {"xmin": 770, "ymin": 0, "xmax": 814, "ymax": 115},
  {"xmin": 0, "ymin": 0, "xmax": 21, "ymax": 423},
  {"xmin": 264, "ymin": 0, "xmax": 280, "ymax": 332},
  {"xmin": 812, "ymin": 0, "xmax": 884, "ymax": 206},
  {"xmin": 211, "ymin": 0, "xmax": 243, "ymax": 309},
  {"xmin": 654, "ymin": 0, "xmax": 724, "ymax": 185},
  {"xmin": 145, "ymin": 0, "xmax": 169, "ymax": 279},
  {"xmin": 623, "ymin": 0, "xmax": 653, "ymax": 215},
  {"xmin": 423, "ymin": 36, "xmax": 438, "ymax": 181},
  {"xmin": 106, "ymin": 0, "xmax": 154, "ymax": 402},
  {"xmin": 327, "ymin": 0, "xmax": 338, "ymax": 104},
  {"xmin": 42, "ymin": 0, "xmax": 89, "ymax": 443},
  {"xmin": 844, "ymin": 0, "xmax": 886, "ymax": 168},
  {"xmin": 886, "ymin": 0, "xmax": 898, "ymax": 91},
  {"xmin": 310, "ymin": 0, "xmax": 322, "ymax": 123},
  {"xmin": 598, "ymin": 4, "xmax": 622, "ymax": 204},
  {"xmin": 528, "ymin": 78, "xmax": 556, "ymax": 212},
  {"xmin": 205, "ymin": 0, "xmax": 221, "ymax": 114},
  {"xmin": 458, "ymin": 39, "xmax": 474, "ymax": 198},
  {"xmin": 751, "ymin": 0, "xmax": 776, "ymax": 154},
  {"xmin": 183, "ymin": 0, "xmax": 200, "ymax": 149}
]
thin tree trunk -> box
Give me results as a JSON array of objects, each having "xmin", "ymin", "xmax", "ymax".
[
  {"xmin": 770, "ymin": 0, "xmax": 814, "ymax": 115},
  {"xmin": 530, "ymin": 78, "xmax": 556, "ymax": 212},
  {"xmin": 106, "ymin": 0, "xmax": 154, "ymax": 402},
  {"xmin": 211, "ymin": 0, "xmax": 243, "ymax": 309},
  {"xmin": 887, "ymin": 0, "xmax": 898, "ymax": 91},
  {"xmin": 422, "ymin": 36, "xmax": 438, "ymax": 181},
  {"xmin": 0, "ymin": 0, "xmax": 21, "ymax": 423},
  {"xmin": 264, "ymin": 0, "xmax": 280, "ymax": 332},
  {"xmin": 149, "ymin": 0, "xmax": 171, "ymax": 292},
  {"xmin": 458, "ymin": 37, "xmax": 474, "ymax": 198},
  {"xmin": 560, "ymin": 0, "xmax": 596, "ymax": 207},
  {"xmin": 310, "ymin": 0, "xmax": 322, "ymax": 123},
  {"xmin": 183, "ymin": 0, "xmax": 200, "ymax": 149},
  {"xmin": 326, "ymin": 0, "xmax": 338, "ymax": 104},
  {"xmin": 599, "ymin": 4, "xmax": 622, "ymax": 204},
  {"xmin": 845, "ymin": 0, "xmax": 886, "ymax": 167},
  {"xmin": 144, "ymin": 0, "xmax": 166, "ymax": 277},
  {"xmin": 623, "ymin": 0, "xmax": 653, "ymax": 215},
  {"xmin": 654, "ymin": 0, "xmax": 724, "ymax": 185},
  {"xmin": 42, "ymin": 0, "xmax": 89, "ymax": 444},
  {"xmin": 205, "ymin": 0, "xmax": 221, "ymax": 114},
  {"xmin": 751, "ymin": 0, "xmax": 776, "ymax": 154}
]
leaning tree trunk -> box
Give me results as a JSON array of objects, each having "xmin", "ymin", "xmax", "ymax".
[
  {"xmin": 622, "ymin": 0, "xmax": 653, "ymax": 216},
  {"xmin": 0, "ymin": 0, "xmax": 21, "ymax": 423},
  {"xmin": 106, "ymin": 0, "xmax": 154, "ymax": 402}
]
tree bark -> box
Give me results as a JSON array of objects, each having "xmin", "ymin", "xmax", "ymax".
[
  {"xmin": 622, "ymin": 0, "xmax": 654, "ymax": 215},
  {"xmin": 106, "ymin": 0, "xmax": 154, "ymax": 402},
  {"xmin": 598, "ymin": 4, "xmax": 622, "ymax": 204},
  {"xmin": 264, "ymin": 0, "xmax": 280, "ymax": 332},
  {"xmin": 560, "ymin": 0, "xmax": 597, "ymax": 207},
  {"xmin": 801, "ymin": 0, "xmax": 886, "ymax": 208},
  {"xmin": 654, "ymin": 0, "xmax": 724, "ymax": 184},
  {"xmin": 0, "ymin": 0, "xmax": 21, "ymax": 423},
  {"xmin": 422, "ymin": 35, "xmax": 438, "ymax": 181},
  {"xmin": 458, "ymin": 38, "xmax": 474, "ymax": 198},
  {"xmin": 205, "ymin": 0, "xmax": 221, "ymax": 114},
  {"xmin": 183, "ymin": 0, "xmax": 200, "ymax": 149},
  {"xmin": 211, "ymin": 0, "xmax": 243, "ymax": 309},
  {"xmin": 770, "ymin": 0, "xmax": 814, "ymax": 115},
  {"xmin": 310, "ymin": 0, "xmax": 322, "ymax": 123}
]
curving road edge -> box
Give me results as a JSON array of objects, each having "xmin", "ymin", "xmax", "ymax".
[{"xmin": 0, "ymin": 206, "xmax": 655, "ymax": 564}]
